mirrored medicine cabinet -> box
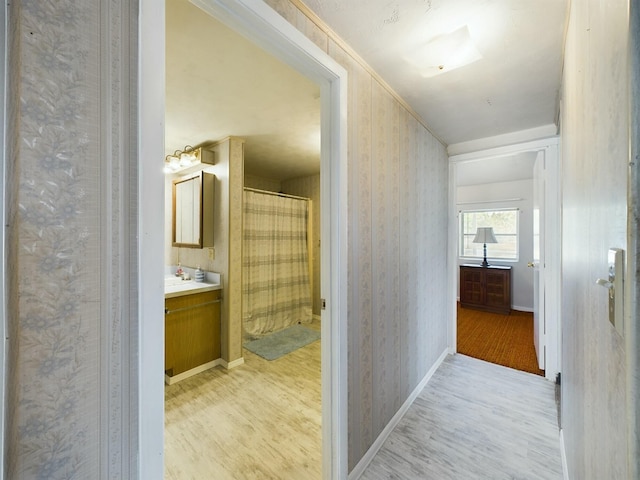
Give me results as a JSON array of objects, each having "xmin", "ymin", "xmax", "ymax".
[{"xmin": 172, "ymin": 171, "xmax": 215, "ymax": 248}]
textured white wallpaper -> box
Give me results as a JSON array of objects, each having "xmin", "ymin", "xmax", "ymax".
[
  {"xmin": 9, "ymin": 0, "xmax": 139, "ymax": 477},
  {"xmin": 561, "ymin": 0, "xmax": 630, "ymax": 478},
  {"xmin": 11, "ymin": 0, "xmax": 102, "ymax": 477},
  {"xmin": 338, "ymin": 41, "xmax": 449, "ymax": 474}
]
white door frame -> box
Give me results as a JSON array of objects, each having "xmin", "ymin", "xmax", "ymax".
[
  {"xmin": 532, "ymin": 150, "xmax": 546, "ymax": 370},
  {"xmin": 139, "ymin": 0, "xmax": 348, "ymax": 478},
  {"xmin": 0, "ymin": 1, "xmax": 6, "ymax": 479},
  {"xmin": 448, "ymin": 137, "xmax": 561, "ymax": 381}
]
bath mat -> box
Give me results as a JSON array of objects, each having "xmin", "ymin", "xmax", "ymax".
[{"xmin": 244, "ymin": 325, "xmax": 320, "ymax": 361}]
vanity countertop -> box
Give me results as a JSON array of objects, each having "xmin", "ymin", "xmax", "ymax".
[
  {"xmin": 164, "ymin": 280, "xmax": 222, "ymax": 299},
  {"xmin": 164, "ymin": 268, "xmax": 223, "ymax": 299}
]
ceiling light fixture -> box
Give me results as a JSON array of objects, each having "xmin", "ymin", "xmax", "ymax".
[
  {"xmin": 405, "ymin": 25, "xmax": 482, "ymax": 78},
  {"xmin": 163, "ymin": 146, "xmax": 215, "ymax": 174}
]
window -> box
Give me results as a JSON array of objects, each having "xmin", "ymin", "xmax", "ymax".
[{"xmin": 460, "ymin": 209, "xmax": 519, "ymax": 260}]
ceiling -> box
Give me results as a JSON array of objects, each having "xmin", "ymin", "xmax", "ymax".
[
  {"xmin": 304, "ymin": 0, "xmax": 567, "ymax": 145},
  {"xmin": 166, "ymin": 0, "xmax": 567, "ymax": 181},
  {"xmin": 456, "ymin": 152, "xmax": 537, "ymax": 187}
]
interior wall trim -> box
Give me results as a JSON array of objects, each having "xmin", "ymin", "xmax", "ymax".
[
  {"xmin": 627, "ymin": 0, "xmax": 640, "ymax": 477},
  {"xmin": 100, "ymin": 0, "xmax": 138, "ymax": 476},
  {"xmin": 220, "ymin": 357, "xmax": 245, "ymax": 369},
  {"xmin": 346, "ymin": 349, "xmax": 449, "ymax": 480},
  {"xmin": 448, "ymin": 137, "xmax": 562, "ymax": 382},
  {"xmin": 448, "ymin": 136, "xmax": 560, "ymax": 163},
  {"xmin": 0, "ymin": 1, "xmax": 6, "ymax": 478},
  {"xmin": 164, "ymin": 359, "xmax": 224, "ymax": 385},
  {"xmin": 138, "ymin": 0, "xmax": 167, "ymax": 478},
  {"xmin": 560, "ymin": 429, "xmax": 570, "ymax": 480}
]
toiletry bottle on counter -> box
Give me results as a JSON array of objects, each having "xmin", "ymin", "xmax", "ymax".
[
  {"xmin": 195, "ymin": 266, "xmax": 204, "ymax": 282},
  {"xmin": 175, "ymin": 263, "xmax": 184, "ymax": 277}
]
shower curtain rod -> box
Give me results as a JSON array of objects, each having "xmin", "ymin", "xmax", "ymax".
[{"xmin": 243, "ymin": 187, "xmax": 310, "ymax": 202}]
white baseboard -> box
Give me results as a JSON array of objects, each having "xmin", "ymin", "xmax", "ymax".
[
  {"xmin": 348, "ymin": 348, "xmax": 449, "ymax": 479},
  {"xmin": 164, "ymin": 358, "xmax": 223, "ymax": 385},
  {"xmin": 560, "ymin": 429, "xmax": 569, "ymax": 480},
  {"xmin": 512, "ymin": 305, "xmax": 534, "ymax": 312},
  {"xmin": 164, "ymin": 355, "xmax": 246, "ymax": 384},
  {"xmin": 221, "ymin": 357, "xmax": 245, "ymax": 369}
]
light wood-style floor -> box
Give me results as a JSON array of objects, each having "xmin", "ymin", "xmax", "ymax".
[
  {"xmin": 166, "ymin": 330, "xmax": 563, "ymax": 480},
  {"xmin": 361, "ymin": 354, "xmax": 563, "ymax": 479},
  {"xmin": 164, "ymin": 322, "xmax": 322, "ymax": 480}
]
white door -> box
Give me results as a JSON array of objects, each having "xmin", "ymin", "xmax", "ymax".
[{"xmin": 532, "ymin": 151, "xmax": 545, "ymax": 370}]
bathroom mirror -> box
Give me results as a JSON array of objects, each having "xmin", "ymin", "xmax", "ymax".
[{"xmin": 172, "ymin": 171, "xmax": 215, "ymax": 248}]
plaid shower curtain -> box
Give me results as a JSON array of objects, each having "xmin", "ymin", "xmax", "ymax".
[{"xmin": 242, "ymin": 190, "xmax": 312, "ymax": 338}]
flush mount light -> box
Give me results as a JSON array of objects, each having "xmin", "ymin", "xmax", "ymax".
[
  {"xmin": 163, "ymin": 145, "xmax": 215, "ymax": 174},
  {"xmin": 405, "ymin": 25, "xmax": 482, "ymax": 78}
]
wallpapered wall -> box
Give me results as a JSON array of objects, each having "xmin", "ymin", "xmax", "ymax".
[
  {"xmin": 8, "ymin": 0, "xmax": 139, "ymax": 477},
  {"xmin": 6, "ymin": 0, "xmax": 22, "ymax": 475},
  {"xmin": 561, "ymin": 0, "xmax": 630, "ymax": 478},
  {"xmin": 244, "ymin": 173, "xmax": 282, "ymax": 192},
  {"xmin": 263, "ymin": 0, "xmax": 450, "ymax": 470}
]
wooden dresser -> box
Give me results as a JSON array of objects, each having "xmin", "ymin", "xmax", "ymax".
[{"xmin": 459, "ymin": 264, "xmax": 511, "ymax": 314}]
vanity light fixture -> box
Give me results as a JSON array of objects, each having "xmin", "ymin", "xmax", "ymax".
[{"xmin": 163, "ymin": 145, "xmax": 215, "ymax": 174}]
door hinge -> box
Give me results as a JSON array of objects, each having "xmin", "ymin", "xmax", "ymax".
[{"xmin": 321, "ymin": 298, "xmax": 326, "ymax": 310}]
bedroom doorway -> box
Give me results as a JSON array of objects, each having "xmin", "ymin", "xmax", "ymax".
[{"xmin": 448, "ymin": 138, "xmax": 561, "ymax": 382}]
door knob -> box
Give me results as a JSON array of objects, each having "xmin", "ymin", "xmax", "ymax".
[
  {"xmin": 596, "ymin": 278, "xmax": 614, "ymax": 290},
  {"xmin": 527, "ymin": 262, "xmax": 534, "ymax": 268}
]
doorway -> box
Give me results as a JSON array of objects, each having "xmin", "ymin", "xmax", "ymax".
[
  {"xmin": 139, "ymin": 0, "xmax": 348, "ymax": 478},
  {"xmin": 448, "ymin": 137, "xmax": 561, "ymax": 381}
]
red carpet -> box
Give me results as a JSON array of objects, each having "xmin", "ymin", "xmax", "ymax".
[{"xmin": 457, "ymin": 304, "xmax": 544, "ymax": 376}]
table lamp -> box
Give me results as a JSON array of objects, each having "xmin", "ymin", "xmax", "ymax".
[{"xmin": 472, "ymin": 227, "xmax": 498, "ymax": 267}]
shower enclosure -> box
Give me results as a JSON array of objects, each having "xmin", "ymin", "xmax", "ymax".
[{"xmin": 242, "ymin": 188, "xmax": 313, "ymax": 339}]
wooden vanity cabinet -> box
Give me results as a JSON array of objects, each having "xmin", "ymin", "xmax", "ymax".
[
  {"xmin": 459, "ymin": 264, "xmax": 511, "ymax": 314},
  {"xmin": 165, "ymin": 289, "xmax": 221, "ymax": 378}
]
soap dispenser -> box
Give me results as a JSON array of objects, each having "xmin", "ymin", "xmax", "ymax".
[{"xmin": 195, "ymin": 265, "xmax": 204, "ymax": 282}]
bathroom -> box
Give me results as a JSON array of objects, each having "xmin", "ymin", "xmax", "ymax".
[{"xmin": 162, "ymin": 139, "xmax": 321, "ymax": 376}]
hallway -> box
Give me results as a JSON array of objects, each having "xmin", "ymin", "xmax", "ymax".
[{"xmin": 361, "ymin": 354, "xmax": 563, "ymax": 479}]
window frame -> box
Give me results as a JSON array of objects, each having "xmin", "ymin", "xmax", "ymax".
[{"xmin": 458, "ymin": 208, "xmax": 520, "ymax": 262}]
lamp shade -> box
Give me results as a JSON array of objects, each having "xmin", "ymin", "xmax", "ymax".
[{"xmin": 472, "ymin": 227, "xmax": 498, "ymax": 244}]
